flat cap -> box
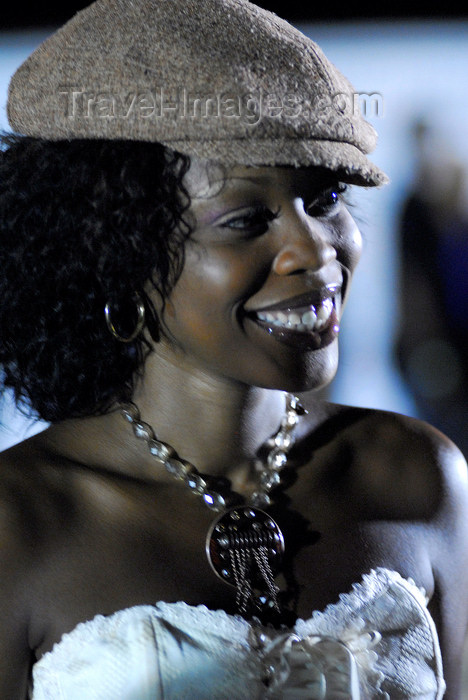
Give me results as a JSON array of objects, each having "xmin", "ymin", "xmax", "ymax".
[{"xmin": 7, "ymin": 0, "xmax": 387, "ymax": 186}]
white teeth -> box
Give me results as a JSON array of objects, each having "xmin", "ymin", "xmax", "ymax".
[
  {"xmin": 288, "ymin": 312, "xmax": 301, "ymax": 326},
  {"xmin": 256, "ymin": 298, "xmax": 335, "ymax": 332},
  {"xmin": 315, "ymin": 298, "xmax": 333, "ymax": 330},
  {"xmin": 277, "ymin": 311, "xmax": 288, "ymax": 324},
  {"xmin": 301, "ymin": 309, "xmax": 317, "ymax": 326}
]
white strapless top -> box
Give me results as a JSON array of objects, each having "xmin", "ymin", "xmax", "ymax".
[{"xmin": 30, "ymin": 568, "xmax": 445, "ymax": 699}]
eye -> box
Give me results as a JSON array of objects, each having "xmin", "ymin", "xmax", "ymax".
[
  {"xmin": 221, "ymin": 205, "xmax": 281, "ymax": 236},
  {"xmin": 305, "ymin": 184, "xmax": 348, "ymax": 218}
]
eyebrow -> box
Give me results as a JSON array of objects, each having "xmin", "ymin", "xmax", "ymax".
[
  {"xmin": 190, "ymin": 175, "xmax": 270, "ymax": 200},
  {"xmin": 206, "ymin": 175, "xmax": 271, "ymax": 187},
  {"xmin": 228, "ymin": 175, "xmax": 271, "ymax": 184}
]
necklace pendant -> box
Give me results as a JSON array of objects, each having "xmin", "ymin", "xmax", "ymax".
[
  {"xmin": 122, "ymin": 395, "xmax": 303, "ymax": 618},
  {"xmin": 206, "ymin": 506, "xmax": 285, "ymax": 615}
]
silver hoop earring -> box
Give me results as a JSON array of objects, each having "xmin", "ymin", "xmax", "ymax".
[{"xmin": 104, "ymin": 295, "xmax": 146, "ymax": 343}]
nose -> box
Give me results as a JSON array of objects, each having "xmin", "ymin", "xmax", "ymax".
[{"xmin": 272, "ymin": 216, "xmax": 337, "ymax": 276}]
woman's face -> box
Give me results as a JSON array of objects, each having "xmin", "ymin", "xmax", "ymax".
[{"xmin": 156, "ymin": 160, "xmax": 362, "ymax": 392}]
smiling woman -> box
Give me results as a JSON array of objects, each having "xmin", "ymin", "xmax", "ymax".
[
  {"xmin": 161, "ymin": 163, "xmax": 361, "ymax": 393},
  {"xmin": 0, "ymin": 0, "xmax": 467, "ymax": 698}
]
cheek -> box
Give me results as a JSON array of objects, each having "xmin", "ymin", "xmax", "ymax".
[
  {"xmin": 348, "ymin": 223, "xmax": 363, "ymax": 269},
  {"xmin": 163, "ymin": 246, "xmax": 264, "ymax": 347},
  {"xmin": 179, "ymin": 243, "xmax": 269, "ymax": 306},
  {"xmin": 336, "ymin": 212, "xmax": 362, "ymax": 273}
]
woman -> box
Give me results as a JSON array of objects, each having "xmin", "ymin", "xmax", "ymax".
[{"xmin": 1, "ymin": 0, "xmax": 467, "ymax": 697}]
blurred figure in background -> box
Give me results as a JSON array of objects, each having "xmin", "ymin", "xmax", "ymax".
[{"xmin": 395, "ymin": 118, "xmax": 468, "ymax": 459}]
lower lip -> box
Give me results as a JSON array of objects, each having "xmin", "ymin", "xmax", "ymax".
[{"xmin": 250, "ymin": 307, "xmax": 340, "ymax": 351}]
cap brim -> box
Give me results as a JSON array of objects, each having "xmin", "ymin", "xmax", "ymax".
[{"xmin": 158, "ymin": 137, "xmax": 388, "ymax": 186}]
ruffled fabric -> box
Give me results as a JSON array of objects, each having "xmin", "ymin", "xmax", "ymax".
[
  {"xmin": 30, "ymin": 568, "xmax": 445, "ymax": 700},
  {"xmin": 249, "ymin": 569, "xmax": 445, "ymax": 699}
]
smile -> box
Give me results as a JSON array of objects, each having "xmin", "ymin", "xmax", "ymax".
[
  {"xmin": 247, "ymin": 288, "xmax": 341, "ymax": 351},
  {"xmin": 256, "ymin": 297, "xmax": 335, "ymax": 333}
]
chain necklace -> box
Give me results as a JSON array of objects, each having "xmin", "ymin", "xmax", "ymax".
[{"xmin": 120, "ymin": 393, "xmax": 305, "ymax": 620}]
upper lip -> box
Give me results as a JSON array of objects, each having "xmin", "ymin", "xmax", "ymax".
[{"xmin": 247, "ymin": 283, "xmax": 342, "ymax": 315}]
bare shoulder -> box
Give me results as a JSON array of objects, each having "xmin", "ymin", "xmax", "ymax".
[
  {"xmin": 357, "ymin": 406, "xmax": 468, "ymax": 517},
  {"xmin": 0, "ymin": 432, "xmax": 75, "ymax": 573},
  {"xmin": 300, "ymin": 399, "xmax": 468, "ymax": 696},
  {"xmin": 0, "ymin": 439, "xmax": 42, "ymax": 582},
  {"xmin": 0, "ymin": 438, "xmax": 53, "ymax": 698},
  {"xmin": 343, "ymin": 407, "xmax": 468, "ymax": 698},
  {"xmin": 0, "ymin": 434, "xmax": 61, "ymax": 595},
  {"xmin": 301, "ymin": 397, "xmax": 468, "ymax": 521}
]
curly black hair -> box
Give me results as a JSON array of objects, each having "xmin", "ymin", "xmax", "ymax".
[{"xmin": 0, "ymin": 135, "xmax": 192, "ymax": 423}]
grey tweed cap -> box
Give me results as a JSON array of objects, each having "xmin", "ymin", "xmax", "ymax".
[{"xmin": 7, "ymin": 0, "xmax": 388, "ymax": 186}]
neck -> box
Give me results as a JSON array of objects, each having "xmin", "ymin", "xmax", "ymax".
[
  {"xmin": 131, "ymin": 353, "xmax": 287, "ymax": 480},
  {"xmin": 44, "ymin": 351, "xmax": 310, "ymax": 491}
]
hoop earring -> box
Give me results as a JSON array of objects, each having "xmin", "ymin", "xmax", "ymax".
[{"xmin": 104, "ymin": 295, "xmax": 146, "ymax": 343}]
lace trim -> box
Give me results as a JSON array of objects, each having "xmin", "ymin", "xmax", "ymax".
[
  {"xmin": 35, "ymin": 568, "xmax": 429, "ymax": 662},
  {"xmin": 295, "ymin": 567, "xmax": 429, "ymax": 635},
  {"xmin": 33, "ymin": 567, "xmax": 444, "ymax": 700},
  {"xmin": 294, "ymin": 568, "xmax": 444, "ymax": 700},
  {"xmin": 36, "ymin": 602, "xmax": 253, "ymax": 668}
]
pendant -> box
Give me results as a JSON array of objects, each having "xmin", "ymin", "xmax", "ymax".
[{"xmin": 206, "ymin": 506, "xmax": 285, "ymax": 615}]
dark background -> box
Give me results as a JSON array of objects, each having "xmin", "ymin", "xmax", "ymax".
[{"xmin": 1, "ymin": 0, "xmax": 467, "ymax": 28}]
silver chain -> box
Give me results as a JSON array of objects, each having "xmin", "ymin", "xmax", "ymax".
[
  {"xmin": 253, "ymin": 547, "xmax": 281, "ymax": 611},
  {"xmin": 120, "ymin": 393, "xmax": 305, "ymax": 513}
]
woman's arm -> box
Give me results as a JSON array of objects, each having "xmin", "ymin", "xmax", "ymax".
[
  {"xmin": 427, "ymin": 432, "xmax": 468, "ymax": 699},
  {"xmin": 0, "ymin": 469, "xmax": 36, "ymax": 700},
  {"xmin": 0, "ymin": 609, "xmax": 32, "ymax": 700}
]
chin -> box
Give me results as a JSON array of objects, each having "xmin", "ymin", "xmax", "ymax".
[{"xmin": 241, "ymin": 339, "xmax": 340, "ymax": 394}]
